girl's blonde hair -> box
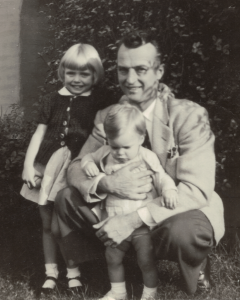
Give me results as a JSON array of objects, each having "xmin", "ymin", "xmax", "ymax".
[
  {"xmin": 58, "ymin": 43, "xmax": 104, "ymax": 85},
  {"xmin": 104, "ymin": 104, "xmax": 146, "ymax": 140}
]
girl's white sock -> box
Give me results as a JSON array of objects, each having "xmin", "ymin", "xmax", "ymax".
[
  {"xmin": 42, "ymin": 263, "xmax": 58, "ymax": 289},
  {"xmin": 141, "ymin": 285, "xmax": 157, "ymax": 299},
  {"xmin": 67, "ymin": 267, "xmax": 82, "ymax": 288},
  {"xmin": 110, "ymin": 282, "xmax": 127, "ymax": 299}
]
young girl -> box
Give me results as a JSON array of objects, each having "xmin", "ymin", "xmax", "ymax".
[
  {"xmin": 81, "ymin": 104, "xmax": 178, "ymax": 300},
  {"xmin": 21, "ymin": 43, "xmax": 115, "ymax": 292}
]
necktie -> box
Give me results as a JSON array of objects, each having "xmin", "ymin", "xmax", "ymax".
[{"xmin": 143, "ymin": 130, "xmax": 152, "ymax": 150}]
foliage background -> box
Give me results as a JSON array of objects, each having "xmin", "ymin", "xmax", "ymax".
[{"xmin": 1, "ymin": 0, "xmax": 240, "ymax": 218}]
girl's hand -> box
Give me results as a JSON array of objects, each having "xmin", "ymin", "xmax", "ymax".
[
  {"xmin": 22, "ymin": 165, "xmax": 36, "ymax": 189},
  {"xmin": 84, "ymin": 162, "xmax": 100, "ymax": 177},
  {"xmin": 161, "ymin": 189, "xmax": 178, "ymax": 209}
]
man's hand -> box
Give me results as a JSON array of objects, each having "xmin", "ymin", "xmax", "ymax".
[
  {"xmin": 93, "ymin": 211, "xmax": 143, "ymax": 247},
  {"xmin": 98, "ymin": 160, "xmax": 153, "ymax": 200},
  {"xmin": 161, "ymin": 189, "xmax": 178, "ymax": 209}
]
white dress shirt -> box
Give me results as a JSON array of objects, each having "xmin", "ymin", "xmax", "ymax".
[
  {"xmin": 138, "ymin": 99, "xmax": 158, "ymax": 227},
  {"xmin": 142, "ymin": 99, "xmax": 156, "ymax": 145}
]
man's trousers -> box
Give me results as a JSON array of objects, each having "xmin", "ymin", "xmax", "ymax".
[{"xmin": 54, "ymin": 186, "xmax": 214, "ymax": 295}]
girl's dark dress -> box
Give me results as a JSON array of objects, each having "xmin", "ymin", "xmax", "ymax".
[{"xmin": 20, "ymin": 87, "xmax": 116, "ymax": 204}]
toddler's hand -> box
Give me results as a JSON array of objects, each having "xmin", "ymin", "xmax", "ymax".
[
  {"xmin": 84, "ymin": 162, "xmax": 100, "ymax": 177},
  {"xmin": 22, "ymin": 165, "xmax": 36, "ymax": 189},
  {"xmin": 161, "ymin": 189, "xmax": 178, "ymax": 209}
]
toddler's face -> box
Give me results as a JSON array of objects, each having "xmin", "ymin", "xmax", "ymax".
[
  {"xmin": 64, "ymin": 67, "xmax": 94, "ymax": 95},
  {"xmin": 108, "ymin": 128, "xmax": 144, "ymax": 163}
]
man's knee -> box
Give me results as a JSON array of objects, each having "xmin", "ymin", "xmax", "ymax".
[
  {"xmin": 55, "ymin": 186, "xmax": 82, "ymax": 215},
  {"xmin": 168, "ymin": 211, "xmax": 214, "ymax": 252},
  {"xmin": 55, "ymin": 187, "xmax": 71, "ymax": 212},
  {"xmin": 152, "ymin": 210, "xmax": 214, "ymax": 263}
]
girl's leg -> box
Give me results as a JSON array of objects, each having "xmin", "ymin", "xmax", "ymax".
[
  {"xmin": 51, "ymin": 210, "xmax": 81, "ymax": 289},
  {"xmin": 132, "ymin": 230, "xmax": 158, "ymax": 299},
  {"xmin": 39, "ymin": 203, "xmax": 58, "ymax": 289},
  {"xmin": 51, "ymin": 210, "xmax": 66, "ymax": 262},
  {"xmin": 100, "ymin": 246, "xmax": 128, "ymax": 300}
]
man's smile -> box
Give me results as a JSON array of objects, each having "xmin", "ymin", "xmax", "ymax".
[{"xmin": 125, "ymin": 86, "xmax": 142, "ymax": 91}]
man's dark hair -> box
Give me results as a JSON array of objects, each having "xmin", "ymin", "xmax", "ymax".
[{"xmin": 119, "ymin": 30, "xmax": 161, "ymax": 62}]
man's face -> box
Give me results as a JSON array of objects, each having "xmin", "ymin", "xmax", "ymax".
[{"xmin": 117, "ymin": 43, "xmax": 163, "ymax": 110}]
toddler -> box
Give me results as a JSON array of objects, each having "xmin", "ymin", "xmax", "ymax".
[
  {"xmin": 21, "ymin": 43, "xmax": 113, "ymax": 292},
  {"xmin": 81, "ymin": 104, "xmax": 178, "ymax": 300}
]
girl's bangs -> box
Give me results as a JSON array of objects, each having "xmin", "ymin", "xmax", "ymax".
[{"xmin": 64, "ymin": 55, "xmax": 90, "ymax": 71}]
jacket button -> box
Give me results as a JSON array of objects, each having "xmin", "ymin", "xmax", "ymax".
[
  {"xmin": 67, "ymin": 107, "xmax": 70, "ymax": 112},
  {"xmin": 60, "ymin": 133, "xmax": 64, "ymax": 138},
  {"xmin": 60, "ymin": 141, "xmax": 65, "ymax": 146},
  {"xmin": 63, "ymin": 121, "xmax": 67, "ymax": 126}
]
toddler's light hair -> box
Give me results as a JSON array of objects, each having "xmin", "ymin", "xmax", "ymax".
[
  {"xmin": 58, "ymin": 43, "xmax": 104, "ymax": 85},
  {"xmin": 104, "ymin": 104, "xmax": 146, "ymax": 140}
]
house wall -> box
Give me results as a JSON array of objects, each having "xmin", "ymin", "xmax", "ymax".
[
  {"xmin": 20, "ymin": 0, "xmax": 55, "ymax": 109},
  {"xmin": 0, "ymin": 0, "xmax": 54, "ymax": 114},
  {"xmin": 0, "ymin": 0, "xmax": 22, "ymax": 114}
]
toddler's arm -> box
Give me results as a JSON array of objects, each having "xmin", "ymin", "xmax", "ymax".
[
  {"xmin": 81, "ymin": 152, "xmax": 102, "ymax": 177},
  {"xmin": 160, "ymin": 172, "xmax": 178, "ymax": 209},
  {"xmin": 161, "ymin": 189, "xmax": 178, "ymax": 209},
  {"xmin": 22, "ymin": 124, "xmax": 47, "ymax": 189},
  {"xmin": 82, "ymin": 161, "xmax": 100, "ymax": 177}
]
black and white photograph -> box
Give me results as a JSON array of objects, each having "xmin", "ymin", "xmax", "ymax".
[{"xmin": 0, "ymin": 0, "xmax": 239, "ymax": 299}]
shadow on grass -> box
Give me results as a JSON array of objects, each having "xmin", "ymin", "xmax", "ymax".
[{"xmin": 0, "ymin": 198, "xmax": 240, "ymax": 299}]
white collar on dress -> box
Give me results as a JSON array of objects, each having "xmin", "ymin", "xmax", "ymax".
[
  {"xmin": 142, "ymin": 99, "xmax": 156, "ymax": 122},
  {"xmin": 58, "ymin": 86, "xmax": 92, "ymax": 96}
]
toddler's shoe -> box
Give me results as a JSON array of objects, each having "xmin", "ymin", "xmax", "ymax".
[
  {"xmin": 140, "ymin": 292, "xmax": 157, "ymax": 300},
  {"xmin": 68, "ymin": 276, "xmax": 83, "ymax": 294},
  {"xmin": 140, "ymin": 296, "xmax": 157, "ymax": 300},
  {"xmin": 99, "ymin": 290, "xmax": 128, "ymax": 300}
]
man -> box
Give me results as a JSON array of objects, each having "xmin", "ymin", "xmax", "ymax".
[{"xmin": 54, "ymin": 31, "xmax": 224, "ymax": 296}]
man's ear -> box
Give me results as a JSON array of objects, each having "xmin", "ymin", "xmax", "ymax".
[
  {"xmin": 157, "ymin": 63, "xmax": 164, "ymax": 80},
  {"xmin": 139, "ymin": 135, "xmax": 145, "ymax": 145}
]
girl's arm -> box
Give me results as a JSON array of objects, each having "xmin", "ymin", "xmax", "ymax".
[{"xmin": 22, "ymin": 124, "xmax": 48, "ymax": 189}]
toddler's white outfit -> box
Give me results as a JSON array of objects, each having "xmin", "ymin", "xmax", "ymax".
[{"xmin": 81, "ymin": 145, "xmax": 177, "ymax": 218}]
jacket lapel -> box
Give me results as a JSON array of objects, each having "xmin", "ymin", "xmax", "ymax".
[{"xmin": 152, "ymin": 98, "xmax": 172, "ymax": 168}]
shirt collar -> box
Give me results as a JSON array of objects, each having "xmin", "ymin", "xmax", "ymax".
[
  {"xmin": 142, "ymin": 99, "xmax": 156, "ymax": 122},
  {"xmin": 58, "ymin": 86, "xmax": 91, "ymax": 96}
]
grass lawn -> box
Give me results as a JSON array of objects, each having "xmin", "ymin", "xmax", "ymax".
[{"xmin": 0, "ymin": 199, "xmax": 240, "ymax": 300}]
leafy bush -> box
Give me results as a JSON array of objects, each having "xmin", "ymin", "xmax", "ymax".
[{"xmin": 0, "ymin": 105, "xmax": 37, "ymax": 216}]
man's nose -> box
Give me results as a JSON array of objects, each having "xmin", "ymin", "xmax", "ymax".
[{"xmin": 126, "ymin": 69, "xmax": 137, "ymax": 84}]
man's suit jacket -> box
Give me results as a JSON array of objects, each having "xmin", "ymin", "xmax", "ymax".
[{"xmin": 67, "ymin": 92, "xmax": 225, "ymax": 244}]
